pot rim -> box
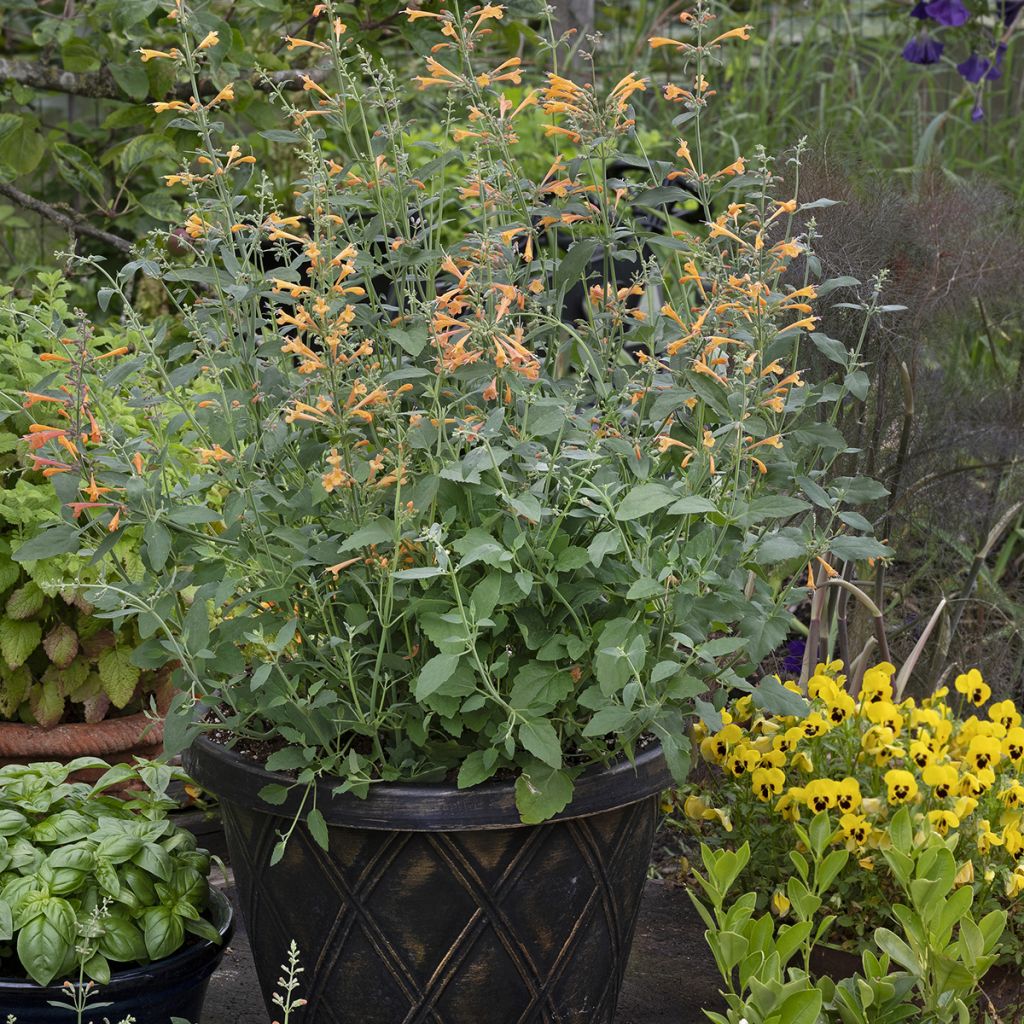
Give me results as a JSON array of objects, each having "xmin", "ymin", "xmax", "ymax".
[
  {"xmin": 185, "ymin": 732, "xmax": 672, "ymax": 831},
  {"xmin": 0, "ymin": 885, "xmax": 234, "ymax": 993},
  {"xmin": 0, "ymin": 710, "xmax": 165, "ymax": 758}
]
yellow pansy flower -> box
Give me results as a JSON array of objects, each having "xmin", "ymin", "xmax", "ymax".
[
  {"xmin": 701, "ymin": 723, "xmax": 743, "ymax": 763},
  {"xmin": 790, "ymin": 750, "xmax": 814, "ymax": 774},
  {"xmin": 801, "ymin": 712, "xmax": 832, "ymax": 738},
  {"xmin": 824, "ymin": 689, "xmax": 856, "ymax": 726},
  {"xmin": 990, "ymin": 699, "xmax": 1021, "ymax": 732},
  {"xmin": 922, "ymin": 763, "xmax": 958, "ymax": 799},
  {"xmin": 927, "ymin": 810, "xmax": 960, "ymax": 836},
  {"xmin": 861, "ymin": 665, "xmax": 895, "ymax": 703},
  {"xmin": 909, "ymin": 739, "xmax": 936, "ymax": 770},
  {"xmin": 959, "ymin": 769, "xmax": 996, "ymax": 797},
  {"xmin": 865, "ymin": 700, "xmax": 902, "ymax": 734},
  {"xmin": 966, "ymin": 735, "xmax": 1001, "ymax": 772},
  {"xmin": 1003, "ymin": 827, "xmax": 1024, "ymax": 857},
  {"xmin": 772, "ymin": 889, "xmax": 791, "ymax": 916},
  {"xmin": 955, "ymin": 668, "xmax": 991, "ymax": 706},
  {"xmin": 835, "ymin": 777, "xmax": 862, "ymax": 813},
  {"xmin": 1002, "ymin": 726, "xmax": 1024, "ymax": 763},
  {"xmin": 953, "ymin": 795, "xmax": 978, "ymax": 820},
  {"xmin": 751, "ymin": 766, "xmax": 786, "ymax": 802},
  {"xmin": 998, "ymin": 782, "xmax": 1024, "ymax": 808},
  {"xmin": 724, "ymin": 746, "xmax": 761, "ymax": 777},
  {"xmin": 884, "ymin": 769, "xmax": 918, "ymax": 805},
  {"xmin": 804, "ymin": 778, "xmax": 839, "ymax": 813},
  {"xmin": 977, "ymin": 819, "xmax": 1004, "ymax": 855},
  {"xmin": 1005, "ymin": 866, "xmax": 1024, "ymax": 898},
  {"xmin": 775, "ymin": 787, "xmax": 805, "ymax": 822},
  {"xmin": 954, "ymin": 860, "xmax": 975, "ymax": 886},
  {"xmin": 839, "ymin": 812, "xmax": 871, "ymax": 845}
]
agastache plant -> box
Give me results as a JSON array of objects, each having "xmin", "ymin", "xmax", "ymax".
[{"xmin": 19, "ymin": 1, "xmax": 887, "ymax": 828}]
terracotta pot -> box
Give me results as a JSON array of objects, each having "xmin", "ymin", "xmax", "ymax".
[
  {"xmin": 0, "ymin": 710, "xmax": 166, "ymax": 771},
  {"xmin": 186, "ymin": 735, "xmax": 672, "ymax": 1024}
]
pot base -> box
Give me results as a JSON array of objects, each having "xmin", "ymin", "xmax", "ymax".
[{"xmin": 223, "ymin": 795, "xmax": 657, "ymax": 1023}]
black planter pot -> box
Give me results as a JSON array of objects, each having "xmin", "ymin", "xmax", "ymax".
[
  {"xmin": 0, "ymin": 887, "xmax": 233, "ymax": 1024},
  {"xmin": 185, "ymin": 736, "xmax": 671, "ymax": 1024}
]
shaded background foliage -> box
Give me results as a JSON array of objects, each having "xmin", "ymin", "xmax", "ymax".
[{"xmin": 1, "ymin": 0, "xmax": 1022, "ymax": 697}]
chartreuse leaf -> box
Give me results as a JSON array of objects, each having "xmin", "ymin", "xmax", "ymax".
[
  {"xmin": 97, "ymin": 645, "xmax": 141, "ymax": 708},
  {"xmin": 0, "ymin": 618, "xmax": 41, "ymax": 669}
]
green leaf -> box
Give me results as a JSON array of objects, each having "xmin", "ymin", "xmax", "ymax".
[
  {"xmin": 457, "ymin": 750, "xmax": 498, "ymax": 789},
  {"xmin": 514, "ymin": 767, "xmax": 573, "ymax": 824},
  {"xmin": 13, "ymin": 526, "xmax": 81, "ymax": 562},
  {"xmin": 98, "ymin": 916, "xmax": 147, "ymax": 964},
  {"xmin": 97, "ymin": 646, "xmax": 142, "ymax": 709},
  {"xmin": 43, "ymin": 624, "xmax": 79, "ymax": 668},
  {"xmin": 666, "ymin": 496, "xmax": 716, "ymax": 515},
  {"xmin": 553, "ymin": 238, "xmax": 600, "ymax": 291},
  {"xmin": 6, "ymin": 581, "xmax": 45, "ymax": 620},
  {"xmin": 0, "ymin": 618, "xmax": 42, "ymax": 669},
  {"xmin": 832, "ymin": 476, "xmax": 889, "ymax": 503},
  {"xmin": 61, "ymin": 38, "xmax": 101, "ymax": 73},
  {"xmin": 830, "ymin": 536, "xmax": 892, "ymax": 561},
  {"xmin": 142, "ymin": 905, "xmax": 185, "ymax": 961},
  {"xmin": 388, "ymin": 325, "xmax": 427, "ymax": 357},
  {"xmin": 339, "ymin": 521, "xmax": 395, "ymax": 553},
  {"xmin": 754, "ymin": 534, "xmax": 808, "ymax": 564},
  {"xmin": 874, "ymin": 927, "xmax": 920, "ymax": 975},
  {"xmin": 0, "ymin": 899, "xmax": 12, "ymax": 941},
  {"xmin": 17, "ymin": 907, "xmax": 72, "ymax": 986},
  {"xmin": 518, "ymin": 719, "xmax": 562, "ymax": 768},
  {"xmin": 588, "ymin": 531, "xmax": 622, "ymax": 567},
  {"xmin": 752, "ymin": 677, "xmax": 809, "ymax": 718},
  {"xmin": 28, "ymin": 679, "xmax": 64, "ymax": 728},
  {"xmin": 776, "ymin": 988, "xmax": 822, "ymax": 1024},
  {"xmin": 306, "ymin": 809, "xmax": 329, "ymax": 851},
  {"xmin": 144, "ymin": 522, "xmax": 172, "ymax": 573},
  {"xmin": 615, "ymin": 483, "xmax": 677, "ymax": 521},
  {"xmin": 414, "ymin": 653, "xmax": 461, "ymax": 700}
]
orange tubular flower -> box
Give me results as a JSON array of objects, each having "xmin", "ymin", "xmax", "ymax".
[
  {"xmin": 708, "ymin": 25, "xmax": 753, "ymax": 46},
  {"xmin": 138, "ymin": 48, "xmax": 181, "ymax": 62}
]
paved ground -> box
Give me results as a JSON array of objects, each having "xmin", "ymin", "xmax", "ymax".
[{"xmin": 202, "ymin": 878, "xmax": 722, "ymax": 1023}]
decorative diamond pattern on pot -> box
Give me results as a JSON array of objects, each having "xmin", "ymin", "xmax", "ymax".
[{"xmin": 223, "ymin": 796, "xmax": 656, "ymax": 1024}]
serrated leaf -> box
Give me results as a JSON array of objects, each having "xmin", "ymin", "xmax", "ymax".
[
  {"xmin": 29, "ymin": 680, "xmax": 65, "ymax": 729},
  {"xmin": 0, "ymin": 618, "xmax": 42, "ymax": 669},
  {"xmin": 6, "ymin": 581, "xmax": 45, "ymax": 620},
  {"xmin": 43, "ymin": 624, "xmax": 79, "ymax": 669},
  {"xmin": 97, "ymin": 646, "xmax": 141, "ymax": 709}
]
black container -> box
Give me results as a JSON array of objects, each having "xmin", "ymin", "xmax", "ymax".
[
  {"xmin": 1, "ymin": 887, "xmax": 233, "ymax": 1024},
  {"xmin": 185, "ymin": 735, "xmax": 671, "ymax": 1024}
]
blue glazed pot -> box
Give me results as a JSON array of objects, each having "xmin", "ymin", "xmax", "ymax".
[{"xmin": 0, "ymin": 887, "xmax": 233, "ymax": 1024}]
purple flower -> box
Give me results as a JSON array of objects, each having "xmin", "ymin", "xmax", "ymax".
[
  {"xmin": 971, "ymin": 99, "xmax": 985, "ymax": 122},
  {"xmin": 782, "ymin": 638, "xmax": 806, "ymax": 676},
  {"xmin": 923, "ymin": 0, "xmax": 970, "ymax": 26},
  {"xmin": 903, "ymin": 33, "xmax": 945, "ymax": 64},
  {"xmin": 910, "ymin": 1, "xmax": 931, "ymax": 15},
  {"xmin": 957, "ymin": 45, "xmax": 1006, "ymax": 82},
  {"xmin": 1000, "ymin": 1, "xmax": 1024, "ymax": 27}
]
